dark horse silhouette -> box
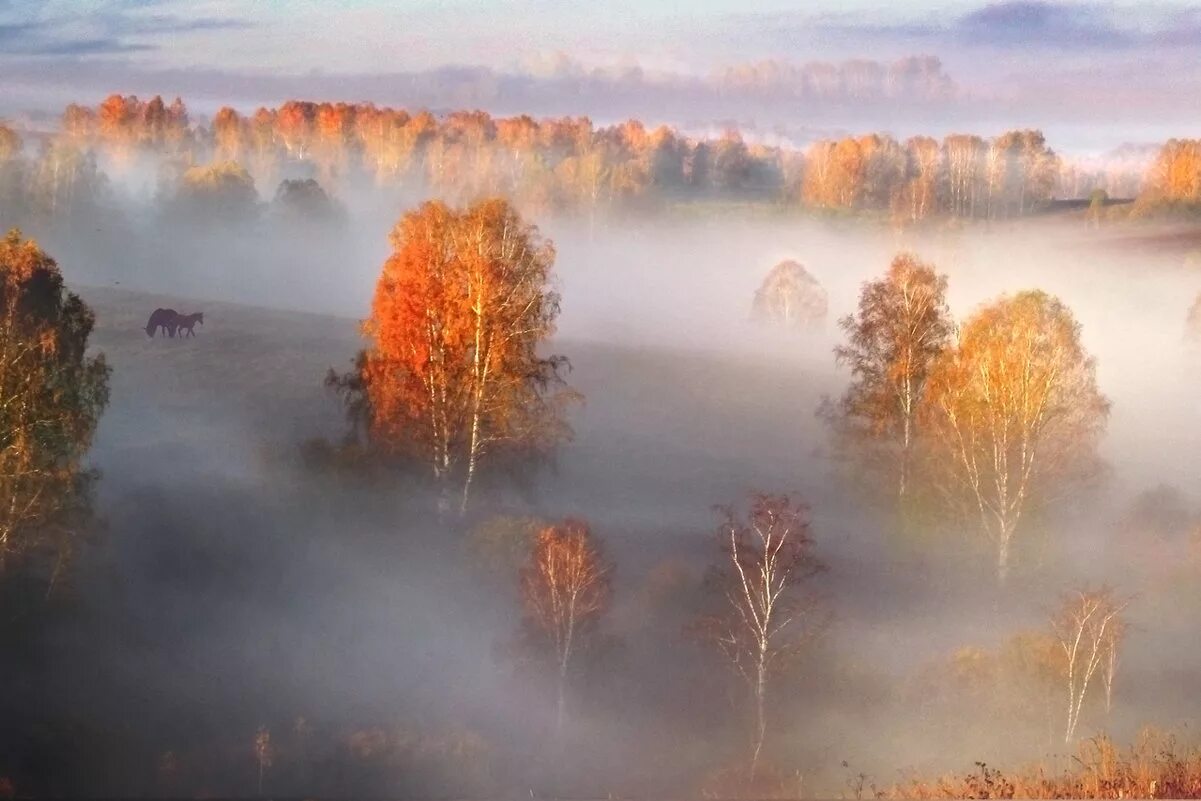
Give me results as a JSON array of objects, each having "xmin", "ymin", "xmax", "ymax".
[
  {"xmin": 176, "ymin": 312, "xmax": 204, "ymax": 337},
  {"xmin": 145, "ymin": 308, "xmax": 179, "ymax": 338}
]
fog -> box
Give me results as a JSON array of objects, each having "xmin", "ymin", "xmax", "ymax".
[{"xmin": 2, "ymin": 155, "xmax": 1201, "ymax": 798}]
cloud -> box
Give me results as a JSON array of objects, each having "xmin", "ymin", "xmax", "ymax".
[
  {"xmin": 0, "ymin": 19, "xmax": 154, "ymax": 55},
  {"xmin": 1151, "ymin": 7, "xmax": 1201, "ymax": 45},
  {"xmin": 0, "ymin": 21, "xmax": 39, "ymax": 41},
  {"xmin": 0, "ymin": 1, "xmax": 251, "ymax": 59},
  {"xmin": 17, "ymin": 37, "xmax": 156, "ymax": 56},
  {"xmin": 956, "ymin": 1, "xmax": 1134, "ymax": 47},
  {"xmin": 115, "ymin": 14, "xmax": 252, "ymax": 35},
  {"xmin": 739, "ymin": 1, "xmax": 1201, "ymax": 53}
]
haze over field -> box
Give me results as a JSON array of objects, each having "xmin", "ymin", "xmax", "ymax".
[{"xmin": 2, "ymin": 2, "xmax": 1201, "ymax": 799}]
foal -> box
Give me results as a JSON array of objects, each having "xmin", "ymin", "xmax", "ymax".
[{"xmin": 175, "ymin": 312, "xmax": 204, "ymax": 337}]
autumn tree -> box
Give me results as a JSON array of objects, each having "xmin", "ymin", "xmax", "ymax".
[
  {"xmin": 27, "ymin": 139, "xmax": 108, "ymax": 228},
  {"xmin": 922, "ymin": 291, "xmax": 1109, "ymax": 582},
  {"xmin": 211, "ymin": 106, "xmax": 248, "ymax": 163},
  {"xmin": 691, "ymin": 494, "xmax": 824, "ymax": 779},
  {"xmin": 330, "ymin": 198, "xmax": 575, "ymax": 512},
  {"xmin": 169, "ymin": 161, "xmax": 259, "ymax": 223},
  {"xmin": 275, "ymin": 100, "xmax": 317, "ymax": 160},
  {"xmin": 902, "ymin": 136, "xmax": 942, "ymax": 221},
  {"xmin": 996, "ymin": 130, "xmax": 1060, "ymax": 216},
  {"xmin": 943, "ymin": 134, "xmax": 985, "ymax": 218},
  {"xmin": 1050, "ymin": 587, "xmax": 1129, "ymax": 742},
  {"xmin": 0, "ymin": 231, "xmax": 110, "ymax": 591},
  {"xmin": 519, "ymin": 519, "xmax": 611, "ymax": 734},
  {"xmin": 827, "ymin": 254, "xmax": 953, "ymax": 501},
  {"xmin": 1101, "ymin": 614, "xmax": 1125, "ymax": 716},
  {"xmin": 750, "ymin": 260, "xmax": 828, "ymax": 330}
]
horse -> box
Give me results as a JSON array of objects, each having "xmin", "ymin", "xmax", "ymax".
[
  {"xmin": 175, "ymin": 312, "xmax": 204, "ymax": 337},
  {"xmin": 145, "ymin": 308, "xmax": 180, "ymax": 338}
]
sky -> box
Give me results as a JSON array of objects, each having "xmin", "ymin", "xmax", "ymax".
[
  {"xmin": 5, "ymin": 0, "xmax": 1201, "ymax": 71},
  {"xmin": 1, "ymin": 0, "xmax": 1200, "ymax": 144}
]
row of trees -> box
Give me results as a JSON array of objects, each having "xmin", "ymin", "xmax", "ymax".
[
  {"xmin": 0, "ymin": 127, "xmax": 110, "ymax": 234},
  {"xmin": 0, "ymin": 122, "xmax": 346, "ymax": 235},
  {"xmin": 513, "ymin": 501, "xmax": 1132, "ymax": 785},
  {"xmin": 826, "ymin": 254, "xmax": 1110, "ymax": 582},
  {"xmin": 802, "ymin": 130, "xmax": 1063, "ymax": 220},
  {"xmin": 4, "ymin": 94, "xmax": 1148, "ymax": 220},
  {"xmin": 516, "ymin": 493, "xmax": 822, "ymax": 783}
]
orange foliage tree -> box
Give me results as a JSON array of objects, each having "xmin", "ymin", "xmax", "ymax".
[
  {"xmin": 170, "ymin": 161, "xmax": 259, "ymax": 222},
  {"xmin": 331, "ymin": 198, "xmax": 575, "ymax": 511},
  {"xmin": 827, "ymin": 254, "xmax": 952, "ymax": 502},
  {"xmin": 691, "ymin": 494, "xmax": 824, "ymax": 780},
  {"xmin": 519, "ymin": 519, "xmax": 611, "ymax": 733},
  {"xmin": 1140, "ymin": 139, "xmax": 1201, "ymax": 209},
  {"xmin": 921, "ymin": 291, "xmax": 1109, "ymax": 583},
  {"xmin": 0, "ymin": 231, "xmax": 110, "ymax": 591}
]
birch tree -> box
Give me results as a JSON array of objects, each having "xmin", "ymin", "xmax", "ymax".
[
  {"xmin": 332, "ymin": 199, "xmax": 576, "ymax": 512},
  {"xmin": 827, "ymin": 254, "xmax": 952, "ymax": 502},
  {"xmin": 519, "ymin": 519, "xmax": 611, "ymax": 734},
  {"xmin": 903, "ymin": 136, "xmax": 941, "ymax": 221},
  {"xmin": 1050, "ymin": 588, "xmax": 1129, "ymax": 742},
  {"xmin": 692, "ymin": 494, "xmax": 824, "ymax": 779},
  {"xmin": 922, "ymin": 291, "xmax": 1109, "ymax": 582},
  {"xmin": 1101, "ymin": 613, "xmax": 1126, "ymax": 716},
  {"xmin": 750, "ymin": 260, "xmax": 828, "ymax": 330}
]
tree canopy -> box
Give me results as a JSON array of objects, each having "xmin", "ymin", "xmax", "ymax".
[
  {"xmin": 0, "ymin": 230, "xmax": 110, "ymax": 591},
  {"xmin": 921, "ymin": 290, "xmax": 1109, "ymax": 582},
  {"xmin": 828, "ymin": 254, "xmax": 953, "ymax": 502},
  {"xmin": 331, "ymin": 198, "xmax": 576, "ymax": 511}
]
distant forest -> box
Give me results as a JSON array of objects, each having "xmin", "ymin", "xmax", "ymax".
[{"xmin": 2, "ymin": 94, "xmax": 1199, "ymax": 227}]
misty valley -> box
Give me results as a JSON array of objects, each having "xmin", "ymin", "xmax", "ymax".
[{"xmin": 0, "ymin": 92, "xmax": 1200, "ymax": 800}]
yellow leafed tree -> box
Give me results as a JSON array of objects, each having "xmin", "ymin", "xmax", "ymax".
[{"xmin": 922, "ymin": 291, "xmax": 1109, "ymax": 583}]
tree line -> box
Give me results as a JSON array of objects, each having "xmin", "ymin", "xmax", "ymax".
[{"xmin": 0, "ymin": 94, "xmax": 1158, "ymax": 225}]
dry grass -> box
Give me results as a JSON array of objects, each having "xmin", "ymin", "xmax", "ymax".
[{"xmin": 888, "ymin": 729, "xmax": 1201, "ymax": 799}]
